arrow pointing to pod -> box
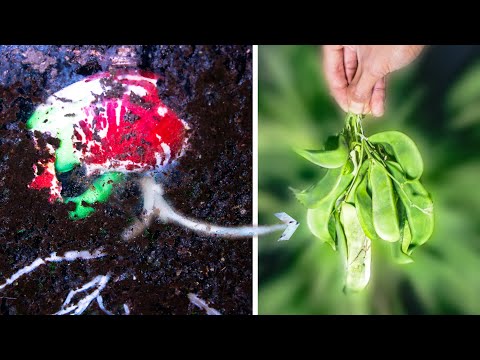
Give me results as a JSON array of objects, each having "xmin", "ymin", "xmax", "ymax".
[{"xmin": 122, "ymin": 177, "xmax": 299, "ymax": 242}]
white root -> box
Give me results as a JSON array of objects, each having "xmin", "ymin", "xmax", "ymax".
[
  {"xmin": 188, "ymin": 293, "xmax": 221, "ymax": 315},
  {"xmin": 0, "ymin": 249, "xmax": 106, "ymax": 291},
  {"xmin": 122, "ymin": 176, "xmax": 298, "ymax": 241},
  {"xmin": 96, "ymin": 295, "xmax": 113, "ymax": 315},
  {"xmin": 55, "ymin": 274, "xmax": 110, "ymax": 315}
]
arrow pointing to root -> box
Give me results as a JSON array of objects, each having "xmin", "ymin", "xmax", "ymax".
[{"xmin": 122, "ymin": 177, "xmax": 299, "ymax": 241}]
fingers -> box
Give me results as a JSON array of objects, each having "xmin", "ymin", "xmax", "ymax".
[
  {"xmin": 370, "ymin": 77, "xmax": 386, "ymax": 117},
  {"xmin": 322, "ymin": 45, "xmax": 348, "ymax": 112},
  {"xmin": 347, "ymin": 64, "xmax": 384, "ymax": 115},
  {"xmin": 323, "ymin": 45, "xmax": 388, "ymax": 116},
  {"xmin": 343, "ymin": 46, "xmax": 357, "ymax": 83}
]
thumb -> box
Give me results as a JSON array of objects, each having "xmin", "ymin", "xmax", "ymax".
[{"xmin": 347, "ymin": 65, "xmax": 384, "ymax": 114}]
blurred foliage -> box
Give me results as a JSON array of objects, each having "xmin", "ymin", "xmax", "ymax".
[{"xmin": 259, "ymin": 45, "xmax": 480, "ymax": 314}]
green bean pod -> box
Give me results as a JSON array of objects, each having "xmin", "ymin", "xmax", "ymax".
[
  {"xmin": 354, "ymin": 165, "xmax": 382, "ymax": 242},
  {"xmin": 307, "ymin": 194, "xmax": 343, "ymax": 251},
  {"xmin": 391, "ymin": 240, "xmax": 414, "ymax": 264},
  {"xmin": 369, "ymin": 131, "xmax": 424, "ymax": 180},
  {"xmin": 345, "ymin": 160, "xmax": 369, "ymax": 204},
  {"xmin": 307, "ymin": 206, "xmax": 337, "ymax": 250},
  {"xmin": 391, "ymin": 203, "xmax": 414, "ymax": 264},
  {"xmin": 397, "ymin": 199, "xmax": 413, "ymax": 255},
  {"xmin": 335, "ymin": 209, "xmax": 347, "ymax": 271},
  {"xmin": 370, "ymin": 160, "xmax": 401, "ymax": 242},
  {"xmin": 305, "ymin": 162, "xmax": 355, "ymax": 249},
  {"xmin": 295, "ymin": 134, "xmax": 349, "ymax": 169},
  {"xmin": 340, "ymin": 203, "xmax": 372, "ymax": 292},
  {"xmin": 292, "ymin": 162, "xmax": 354, "ymax": 208},
  {"xmin": 386, "ymin": 161, "xmax": 434, "ymax": 253}
]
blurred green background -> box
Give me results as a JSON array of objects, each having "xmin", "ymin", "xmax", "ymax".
[{"xmin": 259, "ymin": 45, "xmax": 480, "ymax": 314}]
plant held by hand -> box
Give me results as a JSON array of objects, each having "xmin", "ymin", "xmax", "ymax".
[{"xmin": 292, "ymin": 113, "xmax": 434, "ymax": 292}]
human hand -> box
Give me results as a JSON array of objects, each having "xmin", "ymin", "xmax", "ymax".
[{"xmin": 323, "ymin": 45, "xmax": 425, "ymax": 116}]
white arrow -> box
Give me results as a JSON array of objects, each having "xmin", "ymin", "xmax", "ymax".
[{"xmin": 122, "ymin": 177, "xmax": 299, "ymax": 241}]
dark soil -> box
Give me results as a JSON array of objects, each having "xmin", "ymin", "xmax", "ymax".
[{"xmin": 0, "ymin": 45, "xmax": 252, "ymax": 315}]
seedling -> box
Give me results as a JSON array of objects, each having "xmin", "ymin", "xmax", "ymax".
[
  {"xmin": 1, "ymin": 67, "xmax": 297, "ymax": 314},
  {"xmin": 26, "ymin": 69, "xmax": 298, "ymax": 240}
]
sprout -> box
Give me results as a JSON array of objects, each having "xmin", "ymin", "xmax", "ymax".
[{"xmin": 27, "ymin": 69, "xmax": 188, "ymax": 219}]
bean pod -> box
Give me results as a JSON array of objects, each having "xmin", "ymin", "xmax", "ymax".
[
  {"xmin": 295, "ymin": 134, "xmax": 349, "ymax": 169},
  {"xmin": 369, "ymin": 131, "xmax": 423, "ymax": 180},
  {"xmin": 293, "ymin": 113, "xmax": 434, "ymax": 292}
]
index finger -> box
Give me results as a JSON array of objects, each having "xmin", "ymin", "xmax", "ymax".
[{"xmin": 322, "ymin": 45, "xmax": 349, "ymax": 112}]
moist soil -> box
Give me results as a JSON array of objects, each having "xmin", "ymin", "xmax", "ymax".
[{"xmin": 0, "ymin": 45, "xmax": 252, "ymax": 315}]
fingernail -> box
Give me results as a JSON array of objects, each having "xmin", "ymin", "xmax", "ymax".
[{"xmin": 349, "ymin": 101, "xmax": 364, "ymax": 114}]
